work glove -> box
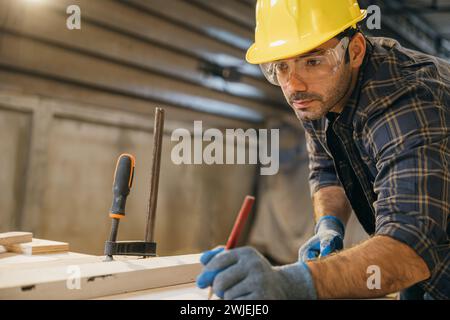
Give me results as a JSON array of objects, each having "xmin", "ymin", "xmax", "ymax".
[
  {"xmin": 196, "ymin": 246, "xmax": 317, "ymax": 300},
  {"xmin": 298, "ymin": 215, "xmax": 345, "ymax": 262}
]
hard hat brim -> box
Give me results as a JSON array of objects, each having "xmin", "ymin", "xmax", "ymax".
[{"xmin": 246, "ymin": 10, "xmax": 367, "ymax": 65}]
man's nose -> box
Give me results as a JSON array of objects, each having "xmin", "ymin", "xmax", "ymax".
[{"xmin": 284, "ymin": 71, "xmax": 308, "ymax": 92}]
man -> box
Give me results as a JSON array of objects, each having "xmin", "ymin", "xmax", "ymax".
[{"xmin": 196, "ymin": 0, "xmax": 449, "ymax": 300}]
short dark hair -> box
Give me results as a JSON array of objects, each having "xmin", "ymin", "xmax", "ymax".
[
  {"xmin": 336, "ymin": 26, "xmax": 361, "ymax": 41},
  {"xmin": 336, "ymin": 25, "xmax": 363, "ymax": 63}
]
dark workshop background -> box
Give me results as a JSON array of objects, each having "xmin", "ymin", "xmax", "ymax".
[{"xmin": 0, "ymin": 0, "xmax": 449, "ymax": 263}]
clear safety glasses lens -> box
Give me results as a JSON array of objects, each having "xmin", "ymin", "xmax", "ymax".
[{"xmin": 260, "ymin": 37, "xmax": 350, "ymax": 86}]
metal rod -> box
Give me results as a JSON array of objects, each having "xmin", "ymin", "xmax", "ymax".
[
  {"xmin": 145, "ymin": 108, "xmax": 165, "ymax": 243},
  {"xmin": 109, "ymin": 218, "xmax": 120, "ymax": 242},
  {"xmin": 105, "ymin": 218, "xmax": 120, "ymax": 261}
]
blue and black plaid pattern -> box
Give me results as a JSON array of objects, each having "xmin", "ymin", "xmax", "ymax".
[{"xmin": 302, "ymin": 37, "xmax": 449, "ymax": 299}]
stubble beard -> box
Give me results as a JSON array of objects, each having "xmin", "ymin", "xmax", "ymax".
[{"xmin": 292, "ymin": 67, "xmax": 353, "ymax": 122}]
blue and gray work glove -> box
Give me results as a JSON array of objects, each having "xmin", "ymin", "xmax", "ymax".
[
  {"xmin": 298, "ymin": 215, "xmax": 345, "ymax": 262},
  {"xmin": 196, "ymin": 246, "xmax": 317, "ymax": 300}
]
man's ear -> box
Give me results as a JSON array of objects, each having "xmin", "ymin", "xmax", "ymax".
[{"xmin": 349, "ymin": 33, "xmax": 366, "ymax": 68}]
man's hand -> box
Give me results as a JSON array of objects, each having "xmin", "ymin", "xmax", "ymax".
[
  {"xmin": 196, "ymin": 246, "xmax": 317, "ymax": 300},
  {"xmin": 298, "ymin": 216, "xmax": 345, "ymax": 261}
]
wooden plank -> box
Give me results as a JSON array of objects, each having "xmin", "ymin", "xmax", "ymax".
[
  {"xmin": 0, "ymin": 254, "xmax": 202, "ymax": 299},
  {"xmin": 5, "ymin": 239, "xmax": 69, "ymax": 255},
  {"xmin": 0, "ymin": 254, "xmax": 102, "ymax": 272},
  {"xmin": 0, "ymin": 252, "xmax": 94, "ymax": 267},
  {"xmin": 0, "ymin": 253, "xmax": 148, "ymax": 273},
  {"xmin": 96, "ymin": 282, "xmax": 208, "ymax": 300},
  {"xmin": 0, "ymin": 232, "xmax": 32, "ymax": 246},
  {"xmin": 97, "ymin": 282, "xmax": 399, "ymax": 300}
]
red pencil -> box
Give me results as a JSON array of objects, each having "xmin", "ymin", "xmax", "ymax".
[
  {"xmin": 208, "ymin": 195, "xmax": 255, "ymax": 299},
  {"xmin": 225, "ymin": 196, "xmax": 255, "ymax": 250}
]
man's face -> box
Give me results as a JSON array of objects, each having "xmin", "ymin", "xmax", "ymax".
[{"xmin": 279, "ymin": 38, "xmax": 353, "ymax": 122}]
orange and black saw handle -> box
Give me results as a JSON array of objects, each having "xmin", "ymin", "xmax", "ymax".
[{"xmin": 109, "ymin": 154, "xmax": 135, "ymax": 219}]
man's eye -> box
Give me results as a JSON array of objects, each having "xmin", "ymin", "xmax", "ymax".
[
  {"xmin": 305, "ymin": 59, "xmax": 322, "ymax": 67},
  {"xmin": 275, "ymin": 63, "xmax": 288, "ymax": 73}
]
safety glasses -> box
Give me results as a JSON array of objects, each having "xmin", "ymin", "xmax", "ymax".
[{"xmin": 260, "ymin": 37, "xmax": 350, "ymax": 86}]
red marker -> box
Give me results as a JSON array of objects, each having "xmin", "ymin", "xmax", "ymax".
[
  {"xmin": 208, "ymin": 195, "xmax": 255, "ymax": 299},
  {"xmin": 225, "ymin": 196, "xmax": 255, "ymax": 250}
]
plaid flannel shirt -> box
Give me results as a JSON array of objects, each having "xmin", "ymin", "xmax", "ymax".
[{"xmin": 302, "ymin": 37, "xmax": 449, "ymax": 299}]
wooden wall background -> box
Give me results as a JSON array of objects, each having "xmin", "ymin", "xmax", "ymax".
[
  {"xmin": 0, "ymin": 0, "xmax": 293, "ymax": 256},
  {"xmin": 0, "ymin": 0, "xmax": 366, "ymax": 260}
]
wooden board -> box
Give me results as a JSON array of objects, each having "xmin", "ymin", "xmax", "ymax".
[
  {"xmin": 0, "ymin": 253, "xmax": 202, "ymax": 299},
  {"xmin": 0, "ymin": 252, "xmax": 397, "ymax": 300},
  {"xmin": 96, "ymin": 282, "xmax": 209, "ymax": 300},
  {"xmin": 0, "ymin": 232, "xmax": 33, "ymax": 246},
  {"xmin": 5, "ymin": 238, "xmax": 69, "ymax": 255},
  {"xmin": 0, "ymin": 253, "xmax": 103, "ymax": 272},
  {"xmin": 0, "ymin": 252, "xmax": 94, "ymax": 269}
]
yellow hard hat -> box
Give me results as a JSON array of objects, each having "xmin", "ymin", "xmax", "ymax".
[{"xmin": 246, "ymin": 0, "xmax": 367, "ymax": 64}]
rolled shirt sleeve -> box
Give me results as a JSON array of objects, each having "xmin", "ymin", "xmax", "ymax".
[{"xmin": 369, "ymin": 99, "xmax": 449, "ymax": 299}]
